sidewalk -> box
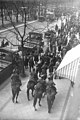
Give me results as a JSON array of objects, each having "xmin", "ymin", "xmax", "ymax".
[
  {"xmin": 0, "ymin": 20, "xmax": 38, "ymax": 34},
  {"xmin": 63, "ymin": 64, "xmax": 80, "ymax": 120},
  {"xmin": 0, "ymin": 71, "xmax": 71, "ymax": 120},
  {"xmin": 0, "ymin": 69, "xmax": 30, "ymax": 112},
  {"xmin": 0, "ymin": 15, "xmax": 34, "ymax": 31},
  {"xmin": 0, "ymin": 16, "xmax": 23, "ymax": 30}
]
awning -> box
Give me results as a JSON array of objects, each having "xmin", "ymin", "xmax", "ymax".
[{"xmin": 56, "ymin": 44, "xmax": 80, "ymax": 82}]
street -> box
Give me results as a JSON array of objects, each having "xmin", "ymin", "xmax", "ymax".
[
  {"xmin": 0, "ymin": 1, "xmax": 80, "ymax": 120},
  {"xmin": 0, "ymin": 19, "xmax": 61, "ymax": 49},
  {"xmin": 0, "ymin": 18, "xmax": 72, "ymax": 120}
]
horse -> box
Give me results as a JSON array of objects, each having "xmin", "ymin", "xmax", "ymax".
[
  {"xmin": 11, "ymin": 72, "xmax": 22, "ymax": 103},
  {"xmin": 46, "ymin": 84, "xmax": 57, "ymax": 113},
  {"xmin": 27, "ymin": 80, "xmax": 37, "ymax": 101},
  {"xmin": 27, "ymin": 69, "xmax": 38, "ymax": 101},
  {"xmin": 33, "ymin": 79, "xmax": 46, "ymax": 111},
  {"xmin": 11, "ymin": 83, "xmax": 21, "ymax": 103}
]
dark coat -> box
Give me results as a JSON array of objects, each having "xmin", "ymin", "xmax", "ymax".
[
  {"xmin": 34, "ymin": 54, "xmax": 38, "ymax": 62},
  {"xmin": 29, "ymin": 57, "xmax": 34, "ymax": 67},
  {"xmin": 49, "ymin": 62, "xmax": 53, "ymax": 73}
]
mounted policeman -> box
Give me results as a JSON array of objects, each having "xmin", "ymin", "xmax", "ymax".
[{"xmin": 11, "ymin": 69, "xmax": 22, "ymax": 103}]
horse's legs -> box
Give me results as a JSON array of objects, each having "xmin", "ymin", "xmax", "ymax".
[
  {"xmin": 16, "ymin": 91, "xmax": 19, "ymax": 103},
  {"xmin": 42, "ymin": 87, "xmax": 46, "ymax": 98},
  {"xmin": 29, "ymin": 66, "xmax": 31, "ymax": 72},
  {"xmin": 33, "ymin": 96, "xmax": 37, "ymax": 111},
  {"xmin": 12, "ymin": 89, "xmax": 15, "ymax": 103},
  {"xmin": 27, "ymin": 88, "xmax": 30, "ymax": 101},
  {"xmin": 51, "ymin": 96, "xmax": 55, "ymax": 106},
  {"xmin": 32, "ymin": 88, "xmax": 34, "ymax": 97},
  {"xmin": 47, "ymin": 97, "xmax": 52, "ymax": 113},
  {"xmin": 39, "ymin": 97, "xmax": 42, "ymax": 106}
]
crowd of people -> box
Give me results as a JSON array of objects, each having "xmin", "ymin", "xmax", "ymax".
[{"xmin": 10, "ymin": 12, "xmax": 80, "ymax": 112}]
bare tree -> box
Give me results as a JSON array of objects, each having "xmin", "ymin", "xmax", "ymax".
[
  {"xmin": 0, "ymin": 0, "xmax": 48, "ymax": 76},
  {"xmin": 0, "ymin": 1, "xmax": 4, "ymax": 26},
  {"xmin": 0, "ymin": 1, "xmax": 37, "ymax": 76}
]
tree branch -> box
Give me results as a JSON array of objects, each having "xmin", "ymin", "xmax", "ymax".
[
  {"xmin": 7, "ymin": 29, "xmax": 21, "ymax": 42},
  {"xmin": 4, "ymin": 3, "xmax": 22, "ymax": 39}
]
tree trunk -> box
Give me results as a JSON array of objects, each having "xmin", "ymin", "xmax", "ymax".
[
  {"xmin": 39, "ymin": 1, "xmax": 40, "ymax": 17},
  {"xmin": 21, "ymin": 39, "xmax": 25, "ymax": 77},
  {"xmin": 16, "ymin": 12, "xmax": 18, "ymax": 23},
  {"xmin": 1, "ymin": 8, "xmax": 4, "ymax": 26},
  {"xmin": 22, "ymin": 12, "xmax": 24, "ymax": 22}
]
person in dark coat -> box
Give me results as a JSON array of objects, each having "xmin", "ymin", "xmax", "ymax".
[
  {"xmin": 49, "ymin": 61, "xmax": 54, "ymax": 74},
  {"xmin": 36, "ymin": 60, "xmax": 42, "ymax": 77},
  {"xmin": 44, "ymin": 55, "xmax": 50, "ymax": 67},
  {"xmin": 29, "ymin": 57, "xmax": 34, "ymax": 72},
  {"xmin": 34, "ymin": 52, "xmax": 39, "ymax": 65},
  {"xmin": 41, "ymin": 62, "xmax": 48, "ymax": 74},
  {"xmin": 40, "ymin": 68, "xmax": 47, "ymax": 80},
  {"xmin": 24, "ymin": 56, "xmax": 29, "ymax": 69}
]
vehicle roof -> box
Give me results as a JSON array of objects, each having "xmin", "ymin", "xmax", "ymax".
[{"xmin": 0, "ymin": 47, "xmax": 18, "ymax": 53}]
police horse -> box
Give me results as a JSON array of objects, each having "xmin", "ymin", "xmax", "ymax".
[
  {"xmin": 27, "ymin": 80, "xmax": 37, "ymax": 101},
  {"xmin": 27, "ymin": 68, "xmax": 38, "ymax": 101},
  {"xmin": 11, "ymin": 71, "xmax": 22, "ymax": 103},
  {"xmin": 46, "ymin": 82, "xmax": 57, "ymax": 113},
  {"xmin": 33, "ymin": 78, "xmax": 46, "ymax": 111}
]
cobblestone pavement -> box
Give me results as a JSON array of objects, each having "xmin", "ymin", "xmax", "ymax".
[{"xmin": 0, "ymin": 68, "xmax": 71, "ymax": 120}]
